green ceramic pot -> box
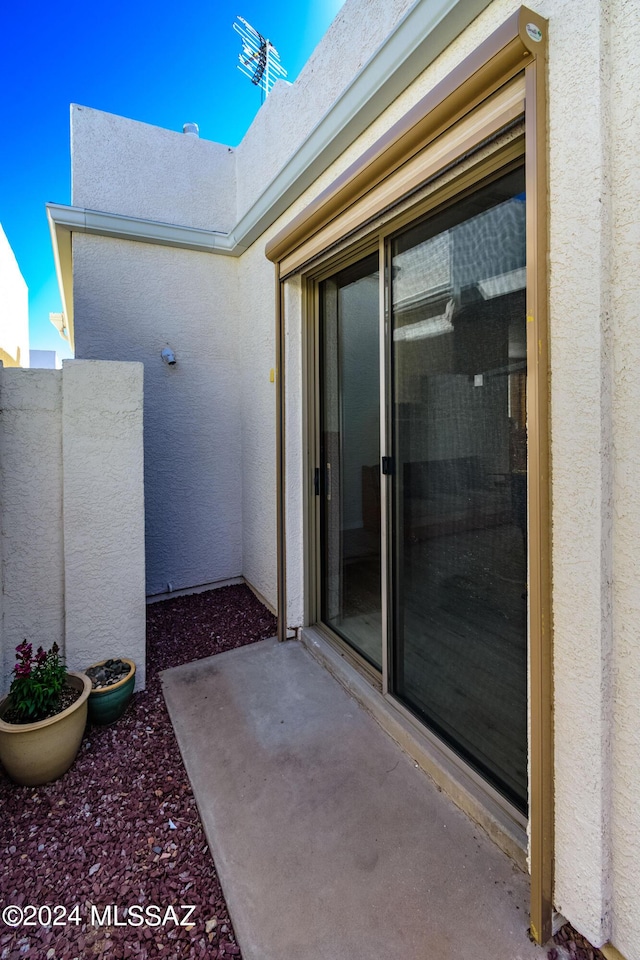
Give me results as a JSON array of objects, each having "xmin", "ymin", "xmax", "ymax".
[{"xmin": 86, "ymin": 658, "xmax": 136, "ymax": 725}]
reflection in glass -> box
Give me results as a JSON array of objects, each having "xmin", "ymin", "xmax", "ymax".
[
  {"xmin": 391, "ymin": 168, "xmax": 528, "ymax": 811},
  {"xmin": 320, "ymin": 255, "xmax": 382, "ymax": 668}
]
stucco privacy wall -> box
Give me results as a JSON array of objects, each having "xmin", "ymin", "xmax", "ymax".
[
  {"xmin": 62, "ymin": 361, "xmax": 147, "ymax": 689},
  {"xmin": 0, "ymin": 362, "xmax": 146, "ymax": 693},
  {"xmin": 0, "ymin": 370, "xmax": 64, "ymax": 692},
  {"xmin": 0, "ymin": 224, "xmax": 29, "ymax": 368},
  {"xmin": 72, "ymin": 235, "xmax": 242, "ymax": 597}
]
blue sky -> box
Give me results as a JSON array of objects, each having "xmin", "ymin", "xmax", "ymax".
[{"xmin": 0, "ymin": 0, "xmax": 345, "ymax": 360}]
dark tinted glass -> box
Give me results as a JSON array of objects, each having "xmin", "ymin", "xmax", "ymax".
[{"xmin": 390, "ymin": 168, "xmax": 528, "ymax": 811}]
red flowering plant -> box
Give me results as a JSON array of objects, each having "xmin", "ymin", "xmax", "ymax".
[{"xmin": 8, "ymin": 641, "xmax": 68, "ymax": 723}]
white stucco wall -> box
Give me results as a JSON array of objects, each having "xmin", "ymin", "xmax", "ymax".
[
  {"xmin": 541, "ymin": 0, "xmax": 613, "ymax": 946},
  {"xmin": 609, "ymin": 0, "xmax": 640, "ymax": 956},
  {"xmin": 71, "ymin": 105, "xmax": 237, "ymax": 233},
  {"xmin": 72, "ymin": 235, "xmax": 242, "ymax": 597},
  {"xmin": 0, "ymin": 362, "xmax": 146, "ymax": 693},
  {"xmin": 62, "ymin": 361, "xmax": 147, "ymax": 689},
  {"xmin": 0, "ymin": 224, "xmax": 29, "ymax": 368},
  {"xmin": 235, "ymin": 246, "xmax": 278, "ymax": 608},
  {"xmin": 234, "ymin": 0, "xmax": 417, "ymax": 220},
  {"xmin": 0, "ymin": 370, "xmax": 64, "ymax": 692}
]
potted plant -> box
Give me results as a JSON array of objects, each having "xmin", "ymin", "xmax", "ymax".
[
  {"xmin": 85, "ymin": 657, "xmax": 136, "ymax": 725},
  {"xmin": 0, "ymin": 641, "xmax": 91, "ymax": 786}
]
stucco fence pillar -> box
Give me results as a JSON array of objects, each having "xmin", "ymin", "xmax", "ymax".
[{"xmin": 0, "ymin": 360, "xmax": 146, "ymax": 694}]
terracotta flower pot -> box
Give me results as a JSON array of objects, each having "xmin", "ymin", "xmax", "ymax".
[
  {"xmin": 0, "ymin": 672, "xmax": 91, "ymax": 787},
  {"xmin": 86, "ymin": 658, "xmax": 136, "ymax": 725}
]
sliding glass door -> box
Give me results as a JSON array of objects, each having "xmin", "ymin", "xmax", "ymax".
[
  {"xmin": 319, "ymin": 254, "xmax": 382, "ymax": 669},
  {"xmin": 390, "ymin": 168, "xmax": 527, "ymax": 811},
  {"xmin": 317, "ymin": 167, "xmax": 528, "ymax": 812}
]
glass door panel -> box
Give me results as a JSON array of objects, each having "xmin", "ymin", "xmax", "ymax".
[
  {"xmin": 390, "ymin": 168, "xmax": 528, "ymax": 811},
  {"xmin": 320, "ymin": 254, "xmax": 382, "ymax": 669}
]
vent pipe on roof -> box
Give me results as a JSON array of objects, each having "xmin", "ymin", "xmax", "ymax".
[{"xmin": 182, "ymin": 122, "xmax": 199, "ymax": 136}]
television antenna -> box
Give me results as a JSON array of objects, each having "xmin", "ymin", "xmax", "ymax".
[{"xmin": 233, "ymin": 16, "xmax": 287, "ymax": 102}]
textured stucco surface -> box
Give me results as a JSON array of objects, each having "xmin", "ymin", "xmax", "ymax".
[
  {"xmin": 234, "ymin": 0, "xmax": 417, "ymax": 222},
  {"xmin": 540, "ymin": 0, "xmax": 614, "ymax": 947},
  {"xmin": 62, "ymin": 361, "xmax": 147, "ymax": 689},
  {"xmin": 608, "ymin": 0, "xmax": 640, "ymax": 956},
  {"xmin": 0, "ymin": 363, "xmax": 146, "ymax": 694},
  {"xmin": 236, "ymin": 246, "xmax": 278, "ymax": 609},
  {"xmin": 0, "ymin": 370, "xmax": 64, "ymax": 693},
  {"xmin": 71, "ymin": 105, "xmax": 237, "ymax": 233},
  {"xmin": 0, "ymin": 224, "xmax": 29, "ymax": 368},
  {"xmin": 72, "ymin": 235, "xmax": 242, "ymax": 598}
]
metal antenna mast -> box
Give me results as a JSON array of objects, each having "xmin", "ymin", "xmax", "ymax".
[{"xmin": 233, "ymin": 16, "xmax": 287, "ymax": 102}]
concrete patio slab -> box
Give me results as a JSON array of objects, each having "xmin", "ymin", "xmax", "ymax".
[{"xmin": 161, "ymin": 637, "xmax": 546, "ymax": 960}]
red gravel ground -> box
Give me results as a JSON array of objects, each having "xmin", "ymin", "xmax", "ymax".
[
  {"xmin": 548, "ymin": 925, "xmax": 608, "ymax": 960},
  {"xmin": 0, "ymin": 584, "xmax": 276, "ymax": 960},
  {"xmin": 0, "ymin": 584, "xmax": 609, "ymax": 960}
]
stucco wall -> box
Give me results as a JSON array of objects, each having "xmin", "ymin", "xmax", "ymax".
[
  {"xmin": 236, "ymin": 245, "xmax": 278, "ymax": 609},
  {"xmin": 0, "ymin": 224, "xmax": 29, "ymax": 368},
  {"xmin": 62, "ymin": 361, "xmax": 147, "ymax": 689},
  {"xmin": 609, "ymin": 0, "xmax": 640, "ymax": 955},
  {"xmin": 540, "ymin": 0, "xmax": 613, "ymax": 946},
  {"xmin": 234, "ymin": 0, "xmax": 417, "ymax": 221},
  {"xmin": 0, "ymin": 362, "xmax": 146, "ymax": 693},
  {"xmin": 72, "ymin": 235, "xmax": 242, "ymax": 598},
  {"xmin": 0, "ymin": 370, "xmax": 64, "ymax": 691},
  {"xmin": 71, "ymin": 105, "xmax": 237, "ymax": 233}
]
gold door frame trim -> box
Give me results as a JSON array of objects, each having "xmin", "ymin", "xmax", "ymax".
[
  {"xmin": 267, "ymin": 7, "xmax": 542, "ymax": 268},
  {"xmin": 278, "ymin": 78, "xmax": 525, "ymax": 278},
  {"xmin": 275, "ymin": 262, "xmax": 287, "ymax": 644},
  {"xmin": 524, "ymin": 39, "xmax": 553, "ymax": 946},
  {"xmin": 272, "ymin": 6, "xmax": 551, "ymax": 944}
]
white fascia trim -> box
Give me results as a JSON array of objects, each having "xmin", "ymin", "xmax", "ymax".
[{"xmin": 46, "ymin": 204, "xmax": 235, "ymax": 255}]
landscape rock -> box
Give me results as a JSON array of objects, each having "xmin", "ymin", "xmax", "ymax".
[{"xmin": 0, "ymin": 585, "xmax": 276, "ymax": 959}]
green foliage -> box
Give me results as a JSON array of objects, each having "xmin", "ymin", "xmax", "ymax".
[{"xmin": 9, "ymin": 641, "xmax": 68, "ymax": 723}]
